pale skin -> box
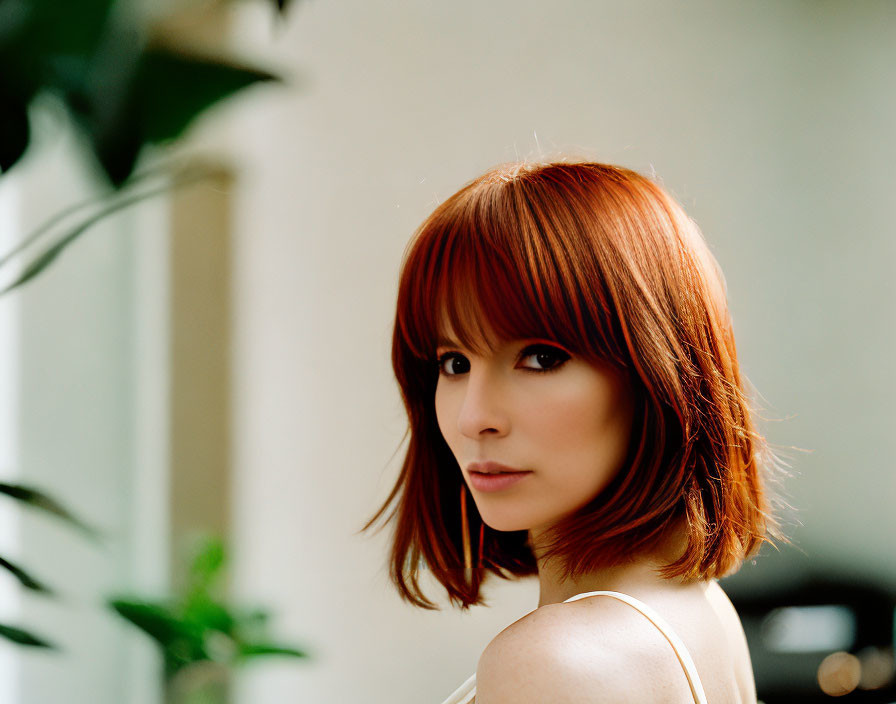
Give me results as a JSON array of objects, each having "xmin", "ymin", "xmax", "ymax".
[{"xmin": 434, "ymin": 319, "xmax": 757, "ymax": 703}]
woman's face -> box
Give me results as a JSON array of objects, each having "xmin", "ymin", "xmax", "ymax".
[{"xmin": 434, "ymin": 317, "xmax": 637, "ymax": 538}]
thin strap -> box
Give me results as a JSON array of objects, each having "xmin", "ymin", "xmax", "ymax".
[
  {"xmin": 441, "ymin": 672, "xmax": 476, "ymax": 704},
  {"xmin": 441, "ymin": 591, "xmax": 708, "ymax": 704},
  {"xmin": 562, "ymin": 590, "xmax": 708, "ymax": 704}
]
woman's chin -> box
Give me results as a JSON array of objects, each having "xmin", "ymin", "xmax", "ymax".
[{"xmin": 479, "ymin": 512, "xmax": 537, "ymax": 533}]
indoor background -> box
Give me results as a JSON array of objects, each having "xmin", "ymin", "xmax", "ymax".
[{"xmin": 0, "ymin": 1, "xmax": 893, "ymax": 702}]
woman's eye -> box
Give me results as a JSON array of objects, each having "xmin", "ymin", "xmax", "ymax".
[
  {"xmin": 436, "ymin": 345, "xmax": 570, "ymax": 377},
  {"xmin": 437, "ymin": 353, "xmax": 469, "ymax": 376},
  {"xmin": 518, "ymin": 344, "xmax": 571, "ymax": 373}
]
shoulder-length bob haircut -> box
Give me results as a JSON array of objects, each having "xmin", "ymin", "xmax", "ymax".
[{"xmin": 364, "ymin": 160, "xmax": 780, "ymax": 610}]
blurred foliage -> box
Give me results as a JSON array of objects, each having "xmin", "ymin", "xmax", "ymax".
[
  {"xmin": 110, "ymin": 535, "xmax": 307, "ymax": 702},
  {"xmin": 0, "ymin": 0, "xmax": 290, "ymax": 184},
  {"xmin": 0, "ymin": 160, "xmax": 214, "ymax": 294},
  {"xmin": 0, "ymin": 0, "xmax": 300, "ymax": 661},
  {"xmin": 0, "ymin": 491, "xmax": 309, "ymax": 699},
  {"xmin": 0, "ymin": 481, "xmax": 102, "ymax": 648},
  {"xmin": 0, "ymin": 0, "xmax": 293, "ymax": 292}
]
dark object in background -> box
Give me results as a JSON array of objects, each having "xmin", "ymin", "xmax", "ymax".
[{"xmin": 726, "ymin": 575, "xmax": 896, "ymax": 703}]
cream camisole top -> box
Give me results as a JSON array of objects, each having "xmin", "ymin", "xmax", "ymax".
[{"xmin": 439, "ymin": 590, "xmax": 709, "ymax": 704}]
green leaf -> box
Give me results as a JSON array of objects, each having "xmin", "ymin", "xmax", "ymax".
[
  {"xmin": 189, "ymin": 536, "xmax": 225, "ymax": 589},
  {"xmin": 0, "ymin": 0, "xmax": 117, "ymax": 111},
  {"xmin": 237, "ymin": 642, "xmax": 308, "ymax": 659},
  {"xmin": 0, "ymin": 1, "xmax": 32, "ymax": 50},
  {"xmin": 0, "ymin": 555, "xmax": 53, "ymax": 595},
  {"xmin": 0, "ymin": 96, "xmax": 29, "ymax": 173},
  {"xmin": 136, "ymin": 47, "xmax": 278, "ymax": 142},
  {"xmin": 0, "ymin": 159, "xmax": 174, "ymax": 270},
  {"xmin": 0, "ymin": 622, "xmax": 55, "ymax": 648},
  {"xmin": 89, "ymin": 46, "xmax": 277, "ymax": 185},
  {"xmin": 182, "ymin": 598, "xmax": 234, "ymax": 635},
  {"xmin": 0, "ymin": 163, "xmax": 212, "ymax": 294},
  {"xmin": 0, "ymin": 482, "xmax": 98, "ymax": 540},
  {"xmin": 14, "ymin": 0, "xmax": 118, "ymax": 57},
  {"xmin": 108, "ymin": 599, "xmax": 203, "ymax": 653}
]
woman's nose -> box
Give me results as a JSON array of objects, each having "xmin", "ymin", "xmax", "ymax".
[{"xmin": 456, "ymin": 369, "xmax": 510, "ymax": 438}]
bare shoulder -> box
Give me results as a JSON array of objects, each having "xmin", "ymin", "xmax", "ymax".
[
  {"xmin": 705, "ymin": 580, "xmax": 747, "ymax": 638},
  {"xmin": 705, "ymin": 580, "xmax": 758, "ymax": 702},
  {"xmin": 475, "ymin": 598, "xmax": 694, "ymax": 704}
]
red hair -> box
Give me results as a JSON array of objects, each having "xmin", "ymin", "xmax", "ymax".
[{"xmin": 363, "ymin": 160, "xmax": 781, "ymax": 610}]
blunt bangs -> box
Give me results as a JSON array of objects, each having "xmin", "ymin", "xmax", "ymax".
[{"xmin": 395, "ymin": 171, "xmax": 625, "ymax": 370}]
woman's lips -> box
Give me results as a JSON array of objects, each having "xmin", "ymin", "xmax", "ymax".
[
  {"xmin": 467, "ymin": 460, "xmax": 525, "ymax": 474},
  {"xmin": 467, "ymin": 461, "xmax": 532, "ymax": 492},
  {"xmin": 468, "ymin": 471, "xmax": 532, "ymax": 492}
]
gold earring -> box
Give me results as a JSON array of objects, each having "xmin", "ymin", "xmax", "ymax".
[
  {"xmin": 460, "ymin": 485, "xmax": 486, "ymax": 571},
  {"xmin": 460, "ymin": 484, "xmax": 472, "ymax": 570}
]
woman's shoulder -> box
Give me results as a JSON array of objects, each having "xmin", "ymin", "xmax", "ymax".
[{"xmin": 475, "ymin": 595, "xmax": 697, "ymax": 704}]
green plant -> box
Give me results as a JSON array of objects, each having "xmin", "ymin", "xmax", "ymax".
[
  {"xmin": 110, "ymin": 535, "xmax": 308, "ymax": 704},
  {"xmin": 0, "ymin": 481, "xmax": 100, "ymax": 648},
  {"xmin": 0, "ymin": 0, "xmax": 296, "ymax": 653},
  {"xmin": 0, "ymin": 0, "xmax": 292, "ymax": 291},
  {"xmin": 0, "ymin": 488, "xmax": 309, "ymax": 700}
]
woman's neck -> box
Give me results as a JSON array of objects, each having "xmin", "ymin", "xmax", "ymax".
[
  {"xmin": 529, "ymin": 519, "xmax": 697, "ymax": 608},
  {"xmin": 533, "ymin": 556, "xmax": 696, "ymax": 607}
]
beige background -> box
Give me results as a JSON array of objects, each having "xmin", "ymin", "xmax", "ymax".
[{"xmin": 0, "ymin": 1, "xmax": 893, "ymax": 703}]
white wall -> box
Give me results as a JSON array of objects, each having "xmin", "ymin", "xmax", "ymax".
[
  {"xmin": 224, "ymin": 2, "xmax": 896, "ymax": 702},
  {"xmin": 0, "ymin": 114, "xmax": 166, "ymax": 704},
  {"xmin": 0, "ymin": 141, "xmax": 23, "ymax": 704}
]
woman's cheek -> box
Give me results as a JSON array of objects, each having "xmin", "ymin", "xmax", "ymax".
[{"xmin": 433, "ymin": 388, "xmax": 457, "ymax": 448}]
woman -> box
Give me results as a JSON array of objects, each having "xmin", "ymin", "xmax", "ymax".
[{"xmin": 364, "ymin": 160, "xmax": 781, "ymax": 703}]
